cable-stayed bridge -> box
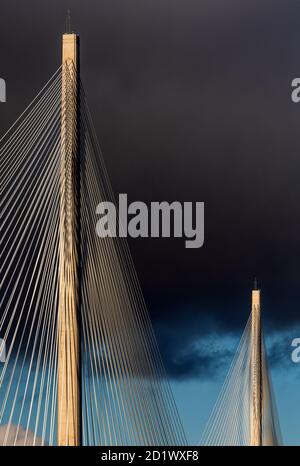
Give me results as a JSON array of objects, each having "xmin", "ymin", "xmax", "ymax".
[
  {"xmin": 0, "ymin": 31, "xmax": 186, "ymax": 446},
  {"xmin": 200, "ymin": 284, "xmax": 282, "ymax": 446},
  {"xmin": 0, "ymin": 29, "xmax": 282, "ymax": 446}
]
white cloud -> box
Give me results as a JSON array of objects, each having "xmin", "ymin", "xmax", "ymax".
[{"xmin": 0, "ymin": 424, "xmax": 44, "ymax": 446}]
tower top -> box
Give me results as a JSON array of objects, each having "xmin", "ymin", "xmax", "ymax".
[
  {"xmin": 62, "ymin": 30, "xmax": 79, "ymax": 75},
  {"xmin": 252, "ymin": 278, "xmax": 261, "ymax": 308}
]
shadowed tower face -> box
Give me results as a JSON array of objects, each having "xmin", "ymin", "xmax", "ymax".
[
  {"xmin": 250, "ymin": 286, "xmax": 262, "ymax": 446},
  {"xmin": 57, "ymin": 32, "xmax": 81, "ymax": 446}
]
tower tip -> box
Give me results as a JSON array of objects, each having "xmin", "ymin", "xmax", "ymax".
[
  {"xmin": 66, "ymin": 9, "xmax": 72, "ymax": 33},
  {"xmin": 253, "ymin": 277, "xmax": 258, "ymax": 290}
]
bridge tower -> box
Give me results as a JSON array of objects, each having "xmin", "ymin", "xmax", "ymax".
[
  {"xmin": 250, "ymin": 281, "xmax": 262, "ymax": 446},
  {"xmin": 57, "ymin": 31, "xmax": 81, "ymax": 446}
]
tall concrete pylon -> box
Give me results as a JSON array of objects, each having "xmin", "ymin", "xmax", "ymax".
[
  {"xmin": 250, "ymin": 282, "xmax": 262, "ymax": 446},
  {"xmin": 57, "ymin": 31, "xmax": 81, "ymax": 446}
]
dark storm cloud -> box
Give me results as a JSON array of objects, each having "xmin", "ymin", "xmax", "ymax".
[
  {"xmin": 155, "ymin": 315, "xmax": 236, "ymax": 381},
  {"xmin": 1, "ymin": 0, "xmax": 300, "ymax": 379}
]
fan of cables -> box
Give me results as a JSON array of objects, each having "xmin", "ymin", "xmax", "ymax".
[
  {"xmin": 0, "ymin": 67, "xmax": 186, "ymax": 446},
  {"xmin": 200, "ymin": 315, "xmax": 282, "ymax": 446}
]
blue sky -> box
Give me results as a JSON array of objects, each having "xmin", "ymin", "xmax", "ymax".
[{"xmin": 171, "ymin": 331, "xmax": 300, "ymax": 445}]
